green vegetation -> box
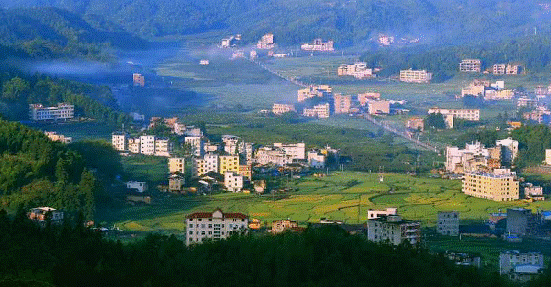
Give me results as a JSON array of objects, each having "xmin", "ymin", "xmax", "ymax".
[
  {"xmin": 101, "ymin": 172, "xmax": 551, "ymax": 232},
  {"xmin": 0, "ymin": 74, "xmax": 129, "ymax": 125},
  {"xmin": 0, "ymin": 119, "xmax": 98, "ymax": 219},
  {"xmin": 0, "ymin": 7, "xmax": 147, "ymax": 60},
  {"xmin": 512, "ymin": 125, "xmax": 551, "ymax": 168}
]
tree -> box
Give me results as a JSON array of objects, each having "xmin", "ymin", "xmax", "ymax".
[
  {"xmin": 425, "ymin": 113, "xmax": 446, "ymax": 129},
  {"xmin": 2, "ymin": 77, "xmax": 30, "ymax": 101}
]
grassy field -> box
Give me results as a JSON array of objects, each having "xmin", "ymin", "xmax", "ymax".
[{"xmin": 99, "ymin": 171, "xmax": 551, "ymax": 233}]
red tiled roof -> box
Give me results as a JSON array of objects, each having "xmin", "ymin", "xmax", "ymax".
[{"xmin": 186, "ymin": 210, "xmax": 248, "ymax": 220}]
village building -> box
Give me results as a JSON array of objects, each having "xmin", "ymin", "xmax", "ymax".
[
  {"xmin": 168, "ymin": 173, "xmax": 185, "ymax": 193},
  {"xmin": 462, "ymin": 169, "xmax": 519, "ymax": 201},
  {"xmin": 112, "ymin": 132, "xmax": 128, "ymax": 151},
  {"xmin": 459, "ymin": 59, "xmax": 482, "ymax": 72},
  {"xmin": 224, "ymin": 172, "xmax": 244, "ymax": 192},
  {"xmin": 399, "ymin": 69, "xmax": 432, "ymax": 83},
  {"xmin": 333, "ymin": 94, "xmax": 352, "ymax": 114},
  {"xmin": 367, "ymin": 208, "xmax": 398, "ymax": 220},
  {"xmin": 368, "ymin": 100, "xmax": 390, "ymax": 115},
  {"xmin": 186, "ymin": 209, "xmax": 249, "ymax": 246},
  {"xmin": 272, "ymin": 219, "xmax": 299, "ymax": 233},
  {"xmin": 303, "ymin": 103, "xmax": 330, "ymax": 118},
  {"xmin": 297, "ymin": 85, "xmax": 332, "ymax": 102},
  {"xmin": 126, "ymin": 181, "xmax": 148, "ymax": 193},
  {"xmin": 301, "ymin": 39, "xmax": 334, "ymax": 51},
  {"xmin": 499, "ymin": 251, "xmax": 544, "ymax": 282},
  {"xmin": 337, "ymin": 62, "xmax": 374, "ymax": 79},
  {"xmin": 366, "ymin": 215, "xmax": 421, "ymax": 245},
  {"xmin": 272, "ymin": 103, "xmax": 296, "ymax": 115},
  {"xmin": 168, "ymin": 157, "xmax": 185, "ymax": 174},
  {"xmin": 45, "ymin": 131, "xmax": 72, "ymax": 144},
  {"xmin": 406, "ymin": 117, "xmax": 425, "ymax": 131},
  {"xmin": 307, "ymin": 151, "xmax": 326, "ymax": 169},
  {"xmin": 28, "ymin": 207, "xmax": 64, "ymax": 225},
  {"xmin": 185, "ymin": 136, "xmax": 204, "ymax": 157},
  {"xmin": 357, "ymin": 92, "xmax": 381, "ymax": 106},
  {"xmin": 437, "ymin": 211, "xmax": 459, "ymax": 236},
  {"xmin": 219, "ymin": 155, "xmax": 240, "ymax": 174},
  {"xmin": 29, "ymin": 103, "xmax": 74, "ymax": 121},
  {"xmin": 133, "ymin": 73, "xmax": 145, "ymax": 87},
  {"xmin": 256, "ymin": 33, "xmax": 275, "ymax": 49}
]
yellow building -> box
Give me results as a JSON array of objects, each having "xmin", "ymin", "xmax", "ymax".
[
  {"xmin": 219, "ymin": 155, "xmax": 240, "ymax": 174},
  {"xmin": 239, "ymin": 164, "xmax": 252, "ymax": 180},
  {"xmin": 462, "ymin": 170, "xmax": 519, "ymax": 201},
  {"xmin": 168, "ymin": 157, "xmax": 185, "ymax": 174}
]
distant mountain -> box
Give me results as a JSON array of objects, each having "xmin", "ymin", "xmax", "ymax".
[
  {"xmin": 0, "ymin": 0, "xmax": 550, "ymax": 47},
  {"xmin": 0, "ymin": 7, "xmax": 148, "ymax": 59}
]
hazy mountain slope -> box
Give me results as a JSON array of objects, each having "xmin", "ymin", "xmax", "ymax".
[{"xmin": 0, "ymin": 0, "xmax": 549, "ymax": 46}]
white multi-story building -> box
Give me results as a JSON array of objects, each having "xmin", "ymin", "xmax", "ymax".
[
  {"xmin": 303, "ymin": 103, "xmax": 331, "ymax": 118},
  {"xmin": 272, "ymin": 103, "xmax": 296, "ymax": 115},
  {"xmin": 186, "ymin": 209, "xmax": 249, "ymax": 246},
  {"xmin": 300, "ymin": 39, "xmax": 334, "ymax": 51},
  {"xmin": 366, "ymin": 215, "xmax": 421, "ymax": 245},
  {"xmin": 274, "ymin": 142, "xmax": 306, "ymax": 160},
  {"xmin": 496, "ymin": 138, "xmax": 519, "ymax": 165},
  {"xmin": 140, "ymin": 135, "xmax": 156, "ymax": 156},
  {"xmin": 154, "ymin": 138, "xmax": 172, "ymax": 157},
  {"xmin": 128, "ymin": 138, "xmax": 141, "ymax": 154},
  {"xmin": 193, "ymin": 153, "xmax": 219, "ymax": 177},
  {"xmin": 337, "ymin": 62, "xmax": 374, "ymax": 79},
  {"xmin": 255, "ymin": 146, "xmax": 293, "ymax": 166},
  {"xmin": 399, "ymin": 69, "xmax": 432, "ymax": 83},
  {"xmin": 459, "ymin": 59, "xmax": 482, "ymax": 72},
  {"xmin": 437, "ymin": 211, "xmax": 459, "ymax": 236},
  {"xmin": 29, "ymin": 103, "xmax": 74, "ymax": 121},
  {"xmin": 224, "ymin": 172, "xmax": 244, "ymax": 192},
  {"xmin": 185, "ymin": 136, "xmax": 204, "ymax": 157},
  {"xmin": 111, "ymin": 132, "xmax": 128, "ymax": 151}
]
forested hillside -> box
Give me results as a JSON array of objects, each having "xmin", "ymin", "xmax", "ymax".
[
  {"xmin": 0, "ymin": 7, "xmax": 147, "ymax": 59},
  {"xmin": 0, "ymin": 119, "xmax": 98, "ymax": 219},
  {"xmin": 0, "ymin": 223, "xmax": 516, "ymax": 287},
  {"xmin": 0, "ymin": 0, "xmax": 549, "ymax": 47}
]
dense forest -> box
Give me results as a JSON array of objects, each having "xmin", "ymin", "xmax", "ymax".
[
  {"xmin": 0, "ymin": 218, "xmax": 524, "ymax": 287},
  {"xmin": 0, "ymin": 119, "xmax": 98, "ymax": 219},
  {"xmin": 0, "ymin": 7, "xmax": 148, "ymax": 60},
  {"xmin": 0, "ymin": 0, "xmax": 549, "ymax": 47},
  {"xmin": 0, "ymin": 72, "xmax": 129, "ymax": 125}
]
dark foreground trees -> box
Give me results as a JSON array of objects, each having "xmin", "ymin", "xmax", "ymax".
[{"xmin": 0, "ymin": 215, "xmax": 516, "ymax": 287}]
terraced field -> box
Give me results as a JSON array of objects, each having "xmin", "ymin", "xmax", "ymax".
[{"xmin": 101, "ymin": 171, "xmax": 551, "ymax": 233}]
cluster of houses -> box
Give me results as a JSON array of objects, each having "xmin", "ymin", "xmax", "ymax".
[
  {"xmin": 461, "ymin": 79, "xmax": 514, "ymax": 100},
  {"xmin": 273, "ymin": 85, "xmax": 405, "ymax": 119},
  {"xmin": 337, "ymin": 62, "xmax": 377, "ymax": 79},
  {"xmin": 44, "ymin": 131, "xmax": 72, "ymax": 144},
  {"xmin": 459, "ymin": 59, "xmax": 523, "ymax": 75},
  {"xmin": 443, "ymin": 138, "xmax": 546, "ymax": 202}
]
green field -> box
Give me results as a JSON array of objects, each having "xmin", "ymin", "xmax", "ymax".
[{"xmin": 99, "ymin": 171, "xmax": 551, "ymax": 233}]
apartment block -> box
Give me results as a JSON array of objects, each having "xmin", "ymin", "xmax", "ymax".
[
  {"xmin": 303, "ymin": 103, "xmax": 330, "ymax": 118},
  {"xmin": 128, "ymin": 138, "xmax": 141, "ymax": 154},
  {"xmin": 256, "ymin": 33, "xmax": 275, "ymax": 49},
  {"xmin": 255, "ymin": 147, "xmax": 293, "ymax": 166},
  {"xmin": 366, "ymin": 215, "xmax": 421, "ymax": 245},
  {"xmin": 399, "ymin": 69, "xmax": 432, "ymax": 83},
  {"xmin": 297, "ymin": 85, "xmax": 332, "ymax": 102},
  {"xmin": 506, "ymin": 64, "xmax": 522, "ymax": 75},
  {"xmin": 333, "ymin": 94, "xmax": 352, "ymax": 114},
  {"xmin": 337, "ymin": 62, "xmax": 374, "ymax": 79},
  {"xmin": 499, "ymin": 251, "xmax": 544, "ymax": 282},
  {"xmin": 368, "ymin": 100, "xmax": 390, "ymax": 115},
  {"xmin": 496, "ymin": 138, "xmax": 519, "ymax": 165},
  {"xmin": 219, "ymin": 155, "xmax": 240, "ymax": 174},
  {"xmin": 462, "ymin": 169, "xmax": 519, "ymax": 201},
  {"xmin": 301, "ymin": 39, "xmax": 334, "ymax": 51},
  {"xmin": 274, "ymin": 142, "xmax": 306, "ymax": 160},
  {"xmin": 154, "ymin": 138, "xmax": 172, "ymax": 157},
  {"xmin": 493, "ymin": 64, "xmax": 507, "ymax": 75},
  {"xmin": 140, "ymin": 135, "xmax": 156, "ymax": 155},
  {"xmin": 239, "ymin": 164, "xmax": 252, "ymax": 180},
  {"xmin": 133, "ymin": 73, "xmax": 145, "ymax": 87},
  {"xmin": 357, "ymin": 92, "xmax": 381, "ymax": 106},
  {"xmin": 272, "ymin": 103, "xmax": 296, "ymax": 115},
  {"xmin": 193, "ymin": 153, "xmax": 219, "ymax": 177},
  {"xmin": 168, "ymin": 157, "xmax": 185, "ymax": 174},
  {"xmin": 29, "ymin": 103, "xmax": 74, "ymax": 121},
  {"xmin": 111, "ymin": 132, "xmax": 128, "ymax": 151},
  {"xmin": 186, "ymin": 209, "xmax": 249, "ymax": 246},
  {"xmin": 185, "ymin": 136, "xmax": 204, "ymax": 157},
  {"xmin": 459, "ymin": 59, "xmax": 482, "ymax": 72},
  {"xmin": 224, "ymin": 172, "xmax": 244, "ymax": 192},
  {"xmin": 437, "ymin": 211, "xmax": 459, "ymax": 236}
]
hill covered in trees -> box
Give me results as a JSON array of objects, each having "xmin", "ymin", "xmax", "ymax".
[
  {"xmin": 0, "ymin": 119, "xmax": 99, "ymax": 219},
  {"xmin": 0, "ymin": 0, "xmax": 549, "ymax": 47},
  {"xmin": 0, "ymin": 222, "xmax": 519, "ymax": 287},
  {"xmin": 0, "ymin": 7, "xmax": 148, "ymax": 59}
]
